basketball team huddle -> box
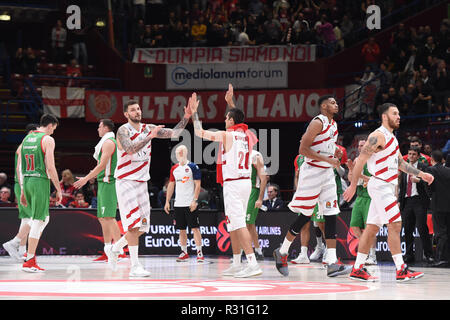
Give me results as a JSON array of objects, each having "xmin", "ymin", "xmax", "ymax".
[{"xmin": 3, "ymin": 84, "xmax": 434, "ymax": 282}]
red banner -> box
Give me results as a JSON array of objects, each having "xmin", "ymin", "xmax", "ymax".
[{"xmin": 85, "ymin": 88, "xmax": 344, "ymax": 123}]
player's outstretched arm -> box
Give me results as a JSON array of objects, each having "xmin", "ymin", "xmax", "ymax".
[
  {"xmin": 398, "ymin": 153, "xmax": 434, "ymax": 185},
  {"xmin": 148, "ymin": 97, "xmax": 193, "ymax": 139},
  {"xmin": 190, "ymin": 92, "xmax": 226, "ymax": 142},
  {"xmin": 117, "ymin": 124, "xmax": 164, "ymax": 154}
]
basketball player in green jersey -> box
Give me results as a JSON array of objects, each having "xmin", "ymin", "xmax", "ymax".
[
  {"xmin": 19, "ymin": 114, "xmax": 62, "ymax": 273},
  {"xmin": 2, "ymin": 123, "xmax": 38, "ymax": 261},
  {"xmin": 245, "ymin": 149, "xmax": 268, "ymax": 260},
  {"xmin": 74, "ymin": 119, "xmax": 122, "ymax": 262},
  {"xmin": 347, "ymin": 138, "xmax": 377, "ymax": 264}
]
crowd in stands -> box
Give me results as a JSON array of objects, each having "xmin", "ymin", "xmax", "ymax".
[
  {"xmin": 349, "ymin": 18, "xmax": 449, "ymax": 127},
  {"xmin": 123, "ymin": 0, "xmax": 442, "ymax": 59}
]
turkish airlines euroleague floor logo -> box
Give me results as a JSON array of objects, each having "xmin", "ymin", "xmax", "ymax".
[
  {"xmin": 216, "ymin": 219, "xmax": 230, "ymax": 253},
  {"xmin": 0, "ymin": 279, "xmax": 370, "ymax": 298}
]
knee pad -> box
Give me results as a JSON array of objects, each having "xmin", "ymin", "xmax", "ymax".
[
  {"xmin": 289, "ymin": 214, "xmax": 310, "ymax": 236},
  {"xmin": 29, "ymin": 217, "xmax": 49, "ymax": 239},
  {"xmin": 20, "ymin": 218, "xmax": 31, "ymax": 229},
  {"xmin": 324, "ymin": 215, "xmax": 337, "ymax": 239}
]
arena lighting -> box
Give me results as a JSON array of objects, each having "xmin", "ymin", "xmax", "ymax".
[
  {"xmin": 0, "ymin": 13, "xmax": 11, "ymax": 21},
  {"xmin": 96, "ymin": 19, "xmax": 105, "ymax": 27}
]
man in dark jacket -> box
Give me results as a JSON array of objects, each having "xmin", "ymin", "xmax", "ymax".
[
  {"xmin": 399, "ymin": 146, "xmax": 433, "ymax": 263},
  {"xmin": 425, "ymin": 150, "xmax": 450, "ymax": 267}
]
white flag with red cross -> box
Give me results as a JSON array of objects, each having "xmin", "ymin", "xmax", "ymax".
[{"xmin": 42, "ymin": 86, "xmax": 85, "ymax": 118}]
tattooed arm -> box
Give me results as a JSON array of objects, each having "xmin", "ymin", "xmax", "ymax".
[
  {"xmin": 398, "ymin": 153, "xmax": 434, "ymax": 185},
  {"xmin": 117, "ymin": 124, "xmax": 163, "ymax": 154},
  {"xmin": 148, "ymin": 116, "xmax": 190, "ymax": 139}
]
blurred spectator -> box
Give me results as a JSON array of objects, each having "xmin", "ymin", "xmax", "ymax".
[
  {"xmin": 191, "ymin": 17, "xmax": 208, "ymax": 46},
  {"xmin": 71, "ymin": 23, "xmax": 89, "ymax": 66},
  {"xmin": 81, "ymin": 177, "xmax": 97, "ymax": 208},
  {"xmin": 66, "ymin": 58, "xmax": 82, "ymax": 77},
  {"xmin": 316, "ymin": 15, "xmax": 336, "ymax": 57},
  {"xmin": 412, "ymin": 79, "xmax": 433, "ymax": 115},
  {"xmin": 50, "ymin": 191, "xmax": 65, "ymax": 208},
  {"xmin": 133, "ymin": 0, "xmax": 146, "ymax": 21},
  {"xmin": 340, "ymin": 15, "xmax": 353, "ymax": 43},
  {"xmin": 262, "ymin": 183, "xmax": 285, "ymax": 211},
  {"xmin": 141, "ymin": 25, "xmax": 155, "ymax": 47},
  {"xmin": 51, "ymin": 19, "xmax": 67, "ymax": 64},
  {"xmin": 403, "ymin": 136, "xmax": 432, "ymax": 165},
  {"xmin": 0, "ymin": 186, "xmax": 12, "ymax": 203},
  {"xmin": 264, "ymin": 13, "xmax": 282, "ymax": 45},
  {"xmin": 361, "ymin": 37, "xmax": 380, "ymax": 71},
  {"xmin": 60, "ymin": 169, "xmax": 76, "ymax": 207},
  {"xmin": 69, "ymin": 191, "xmax": 90, "ymax": 208},
  {"xmin": 431, "ymin": 60, "xmax": 450, "ymax": 107},
  {"xmin": 248, "ymin": 0, "xmax": 264, "ymax": 17},
  {"xmin": 0, "ymin": 172, "xmax": 11, "ymax": 191},
  {"xmin": 13, "ymin": 48, "xmax": 26, "ymax": 74},
  {"xmin": 152, "ymin": 24, "xmax": 166, "ymax": 47}
]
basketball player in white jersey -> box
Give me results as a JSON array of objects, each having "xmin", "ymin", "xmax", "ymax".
[
  {"xmin": 189, "ymin": 90, "xmax": 262, "ymax": 278},
  {"xmin": 344, "ymin": 103, "xmax": 434, "ymax": 282},
  {"xmin": 273, "ymin": 95, "xmax": 351, "ymax": 278},
  {"xmin": 106, "ymin": 98, "xmax": 192, "ymax": 278}
]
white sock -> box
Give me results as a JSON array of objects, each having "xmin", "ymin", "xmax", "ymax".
[
  {"xmin": 327, "ymin": 248, "xmax": 337, "ymax": 263},
  {"xmin": 246, "ymin": 253, "xmax": 258, "ymax": 266},
  {"xmin": 392, "ymin": 253, "xmax": 404, "ymax": 270},
  {"xmin": 128, "ymin": 245, "xmax": 139, "ymax": 267},
  {"xmin": 196, "ymin": 246, "xmax": 203, "ymax": 256},
  {"xmin": 181, "ymin": 245, "xmax": 187, "ymax": 253},
  {"xmin": 233, "ymin": 254, "xmax": 242, "ymax": 266},
  {"xmin": 11, "ymin": 237, "xmax": 20, "ymax": 246},
  {"xmin": 255, "ymin": 247, "xmax": 262, "ymax": 255},
  {"xmin": 18, "ymin": 245, "xmax": 26, "ymax": 255},
  {"xmin": 280, "ymin": 238, "xmax": 292, "ymax": 255},
  {"xmin": 316, "ymin": 237, "xmax": 323, "ymax": 247},
  {"xmin": 104, "ymin": 243, "xmax": 112, "ymax": 253},
  {"xmin": 112, "ymin": 236, "xmax": 127, "ymax": 252},
  {"xmin": 301, "ymin": 246, "xmax": 308, "ymax": 256},
  {"xmin": 26, "ymin": 253, "xmax": 35, "ymax": 261},
  {"xmin": 354, "ymin": 252, "xmax": 368, "ymax": 269},
  {"xmin": 369, "ymin": 247, "xmax": 376, "ymax": 256}
]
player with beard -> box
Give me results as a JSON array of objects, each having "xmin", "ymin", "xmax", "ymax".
[
  {"xmin": 344, "ymin": 103, "xmax": 434, "ymax": 282},
  {"xmin": 106, "ymin": 98, "xmax": 192, "ymax": 278}
]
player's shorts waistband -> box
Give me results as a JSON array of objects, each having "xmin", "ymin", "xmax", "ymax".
[{"xmin": 224, "ymin": 177, "xmax": 250, "ymax": 183}]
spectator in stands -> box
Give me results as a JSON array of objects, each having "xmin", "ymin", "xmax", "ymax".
[
  {"xmin": 432, "ymin": 60, "xmax": 449, "ymax": 107},
  {"xmin": 141, "ymin": 25, "xmax": 155, "ymax": 47},
  {"xmin": 69, "ymin": 190, "xmax": 90, "ymax": 208},
  {"xmin": 191, "ymin": 17, "xmax": 208, "ymax": 46},
  {"xmin": 60, "ymin": 169, "xmax": 76, "ymax": 207},
  {"xmin": 50, "ymin": 191, "xmax": 65, "ymax": 208},
  {"xmin": 264, "ymin": 13, "xmax": 282, "ymax": 45},
  {"xmin": 70, "ymin": 22, "xmax": 89, "ymax": 66},
  {"xmin": 0, "ymin": 186, "xmax": 11, "ymax": 203},
  {"xmin": 248, "ymin": 0, "xmax": 264, "ymax": 17},
  {"xmin": 361, "ymin": 37, "xmax": 380, "ymax": 71},
  {"xmin": 133, "ymin": 19, "xmax": 146, "ymax": 46},
  {"xmin": 340, "ymin": 14, "xmax": 353, "ymax": 44},
  {"xmin": 66, "ymin": 58, "xmax": 82, "ymax": 77},
  {"xmin": 23, "ymin": 47, "xmax": 37, "ymax": 74},
  {"xmin": 0, "ymin": 172, "xmax": 11, "ymax": 192},
  {"xmin": 81, "ymin": 177, "xmax": 97, "ymax": 209},
  {"xmin": 262, "ymin": 183, "xmax": 285, "ymax": 211},
  {"xmin": 423, "ymin": 143, "xmax": 433, "ymax": 157},
  {"xmin": 152, "ymin": 24, "xmax": 166, "ymax": 47},
  {"xmin": 412, "ymin": 79, "xmax": 433, "ymax": 115},
  {"xmin": 51, "ymin": 19, "xmax": 67, "ymax": 64},
  {"xmin": 316, "ymin": 14, "xmax": 336, "ymax": 57},
  {"xmin": 403, "ymin": 136, "xmax": 432, "ymax": 166},
  {"xmin": 13, "ymin": 48, "xmax": 26, "ymax": 74},
  {"xmin": 133, "ymin": 0, "xmax": 146, "ymax": 21}
]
